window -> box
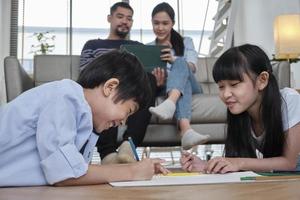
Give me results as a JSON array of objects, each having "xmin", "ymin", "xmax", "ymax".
[
  {"xmin": 16, "ymin": 0, "xmax": 217, "ymax": 73},
  {"xmin": 18, "ymin": 0, "xmax": 70, "ymax": 73},
  {"xmin": 72, "ymin": 0, "xmax": 120, "ymax": 55},
  {"xmin": 180, "ymin": 0, "xmax": 218, "ymax": 56},
  {"xmin": 129, "ymin": 0, "xmax": 218, "ymax": 56},
  {"xmin": 129, "ymin": 0, "xmax": 177, "ymax": 44}
]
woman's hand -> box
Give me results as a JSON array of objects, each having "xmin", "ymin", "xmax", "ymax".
[
  {"xmin": 158, "ymin": 41, "xmax": 175, "ymax": 63},
  {"xmin": 205, "ymin": 157, "xmax": 242, "ymax": 174},
  {"xmin": 160, "ymin": 48, "xmax": 176, "ymax": 63},
  {"xmin": 152, "ymin": 67, "xmax": 166, "ymax": 87},
  {"xmin": 180, "ymin": 151, "xmax": 207, "ymax": 172}
]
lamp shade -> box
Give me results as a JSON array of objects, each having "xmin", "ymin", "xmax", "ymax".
[{"xmin": 274, "ymin": 14, "xmax": 300, "ymax": 59}]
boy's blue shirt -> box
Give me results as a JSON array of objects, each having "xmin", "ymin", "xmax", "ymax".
[{"xmin": 0, "ymin": 79, "xmax": 98, "ymax": 186}]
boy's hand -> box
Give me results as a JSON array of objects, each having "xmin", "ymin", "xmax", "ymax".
[
  {"xmin": 132, "ymin": 158, "xmax": 170, "ymax": 180},
  {"xmin": 152, "ymin": 67, "xmax": 166, "ymax": 87},
  {"xmin": 180, "ymin": 151, "xmax": 207, "ymax": 172},
  {"xmin": 204, "ymin": 157, "xmax": 241, "ymax": 174},
  {"xmin": 153, "ymin": 158, "xmax": 170, "ymax": 175}
]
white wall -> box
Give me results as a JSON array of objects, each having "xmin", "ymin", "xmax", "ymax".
[
  {"xmin": 0, "ymin": 0, "xmax": 11, "ymax": 105},
  {"xmin": 234, "ymin": 0, "xmax": 300, "ymax": 88}
]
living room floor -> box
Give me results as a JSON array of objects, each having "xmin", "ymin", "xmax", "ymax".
[{"xmin": 92, "ymin": 144, "xmax": 225, "ymax": 166}]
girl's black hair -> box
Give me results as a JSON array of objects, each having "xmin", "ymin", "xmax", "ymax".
[
  {"xmin": 77, "ymin": 50, "xmax": 152, "ymax": 109},
  {"xmin": 212, "ymin": 44, "xmax": 285, "ymax": 158},
  {"xmin": 151, "ymin": 2, "xmax": 184, "ymax": 56}
]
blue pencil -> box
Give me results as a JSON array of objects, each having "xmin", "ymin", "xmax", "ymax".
[{"xmin": 128, "ymin": 137, "xmax": 140, "ymax": 161}]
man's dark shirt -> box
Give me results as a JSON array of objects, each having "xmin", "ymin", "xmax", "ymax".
[{"xmin": 80, "ymin": 39, "xmax": 141, "ymax": 69}]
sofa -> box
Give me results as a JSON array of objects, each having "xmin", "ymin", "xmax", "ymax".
[{"xmin": 4, "ymin": 55, "xmax": 291, "ymax": 147}]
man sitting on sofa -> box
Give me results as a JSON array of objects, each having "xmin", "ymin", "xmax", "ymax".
[{"xmin": 80, "ymin": 2, "xmax": 165, "ymax": 164}]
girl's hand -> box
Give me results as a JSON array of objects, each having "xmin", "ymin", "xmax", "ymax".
[
  {"xmin": 152, "ymin": 67, "xmax": 166, "ymax": 87},
  {"xmin": 180, "ymin": 151, "xmax": 207, "ymax": 172},
  {"xmin": 132, "ymin": 158, "xmax": 170, "ymax": 180},
  {"xmin": 204, "ymin": 157, "xmax": 241, "ymax": 174}
]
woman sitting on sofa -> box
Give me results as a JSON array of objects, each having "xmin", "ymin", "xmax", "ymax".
[{"xmin": 148, "ymin": 2, "xmax": 210, "ymax": 150}]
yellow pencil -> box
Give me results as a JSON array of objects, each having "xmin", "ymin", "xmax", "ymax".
[{"xmin": 164, "ymin": 172, "xmax": 201, "ymax": 177}]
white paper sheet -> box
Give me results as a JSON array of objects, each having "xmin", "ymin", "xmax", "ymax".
[{"xmin": 109, "ymin": 171, "xmax": 259, "ymax": 187}]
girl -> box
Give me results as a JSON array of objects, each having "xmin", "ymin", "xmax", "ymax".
[
  {"xmin": 181, "ymin": 44, "xmax": 300, "ymax": 173},
  {"xmin": 148, "ymin": 2, "xmax": 210, "ymax": 150}
]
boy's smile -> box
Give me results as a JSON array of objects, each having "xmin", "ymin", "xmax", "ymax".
[
  {"xmin": 83, "ymin": 79, "xmax": 139, "ymax": 133},
  {"xmin": 98, "ymin": 99, "xmax": 138, "ymax": 133}
]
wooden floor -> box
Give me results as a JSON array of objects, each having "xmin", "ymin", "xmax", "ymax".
[
  {"xmin": 1, "ymin": 180, "xmax": 300, "ymax": 200},
  {"xmin": 2, "ymin": 145, "xmax": 300, "ymax": 200}
]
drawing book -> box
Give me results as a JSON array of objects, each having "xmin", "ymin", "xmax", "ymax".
[{"xmin": 109, "ymin": 171, "xmax": 259, "ymax": 187}]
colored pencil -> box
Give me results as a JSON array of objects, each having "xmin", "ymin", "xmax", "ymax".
[
  {"xmin": 241, "ymin": 175, "xmax": 300, "ymax": 181},
  {"xmin": 128, "ymin": 137, "xmax": 140, "ymax": 161}
]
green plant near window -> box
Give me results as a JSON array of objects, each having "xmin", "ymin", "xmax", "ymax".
[{"xmin": 30, "ymin": 31, "xmax": 56, "ymax": 55}]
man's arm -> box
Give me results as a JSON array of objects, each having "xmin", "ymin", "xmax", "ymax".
[{"xmin": 80, "ymin": 40, "xmax": 95, "ymax": 69}]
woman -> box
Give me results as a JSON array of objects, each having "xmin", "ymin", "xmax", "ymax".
[{"xmin": 148, "ymin": 2, "xmax": 209, "ymax": 150}]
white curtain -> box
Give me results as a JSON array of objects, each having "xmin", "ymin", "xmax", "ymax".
[{"xmin": 0, "ymin": 0, "xmax": 11, "ymax": 105}]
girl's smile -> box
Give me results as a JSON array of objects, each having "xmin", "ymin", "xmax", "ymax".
[{"xmin": 218, "ymin": 73, "xmax": 261, "ymax": 115}]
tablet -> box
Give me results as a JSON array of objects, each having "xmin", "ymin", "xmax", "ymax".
[{"xmin": 120, "ymin": 44, "xmax": 167, "ymax": 72}]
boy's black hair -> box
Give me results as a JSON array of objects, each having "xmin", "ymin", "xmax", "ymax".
[
  {"xmin": 110, "ymin": 2, "xmax": 133, "ymax": 15},
  {"xmin": 77, "ymin": 50, "xmax": 152, "ymax": 109},
  {"xmin": 151, "ymin": 2, "xmax": 184, "ymax": 56},
  {"xmin": 212, "ymin": 44, "xmax": 285, "ymax": 158}
]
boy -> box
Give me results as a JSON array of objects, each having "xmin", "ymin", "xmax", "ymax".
[
  {"xmin": 0, "ymin": 50, "xmax": 168, "ymax": 187},
  {"xmin": 80, "ymin": 2, "xmax": 164, "ymax": 165}
]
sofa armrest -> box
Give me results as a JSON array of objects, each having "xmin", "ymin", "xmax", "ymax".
[
  {"xmin": 4, "ymin": 56, "xmax": 34, "ymax": 102},
  {"xmin": 272, "ymin": 61, "xmax": 291, "ymax": 89}
]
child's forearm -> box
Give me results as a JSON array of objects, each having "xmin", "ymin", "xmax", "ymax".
[
  {"xmin": 238, "ymin": 156, "xmax": 297, "ymax": 172},
  {"xmin": 54, "ymin": 164, "xmax": 136, "ymax": 186}
]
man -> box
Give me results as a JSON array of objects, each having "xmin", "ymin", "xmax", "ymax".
[{"xmin": 80, "ymin": 2, "xmax": 164, "ymax": 164}]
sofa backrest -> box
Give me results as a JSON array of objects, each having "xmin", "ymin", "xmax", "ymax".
[
  {"xmin": 195, "ymin": 57, "xmax": 219, "ymax": 94},
  {"xmin": 4, "ymin": 55, "xmax": 291, "ymax": 102},
  {"xmin": 34, "ymin": 55, "xmax": 80, "ymax": 86},
  {"xmin": 33, "ymin": 55, "xmax": 291, "ymax": 90},
  {"xmin": 271, "ymin": 61, "xmax": 291, "ymax": 89},
  {"xmin": 33, "ymin": 55, "xmax": 221, "ymax": 91}
]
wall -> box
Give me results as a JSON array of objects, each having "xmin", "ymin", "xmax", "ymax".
[
  {"xmin": 234, "ymin": 0, "xmax": 300, "ymax": 88},
  {"xmin": 0, "ymin": 0, "xmax": 11, "ymax": 104}
]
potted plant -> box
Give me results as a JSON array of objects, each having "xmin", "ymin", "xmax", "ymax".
[{"xmin": 30, "ymin": 31, "xmax": 55, "ymax": 55}]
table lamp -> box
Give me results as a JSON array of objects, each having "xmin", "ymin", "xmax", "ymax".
[{"xmin": 274, "ymin": 14, "xmax": 300, "ymax": 63}]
